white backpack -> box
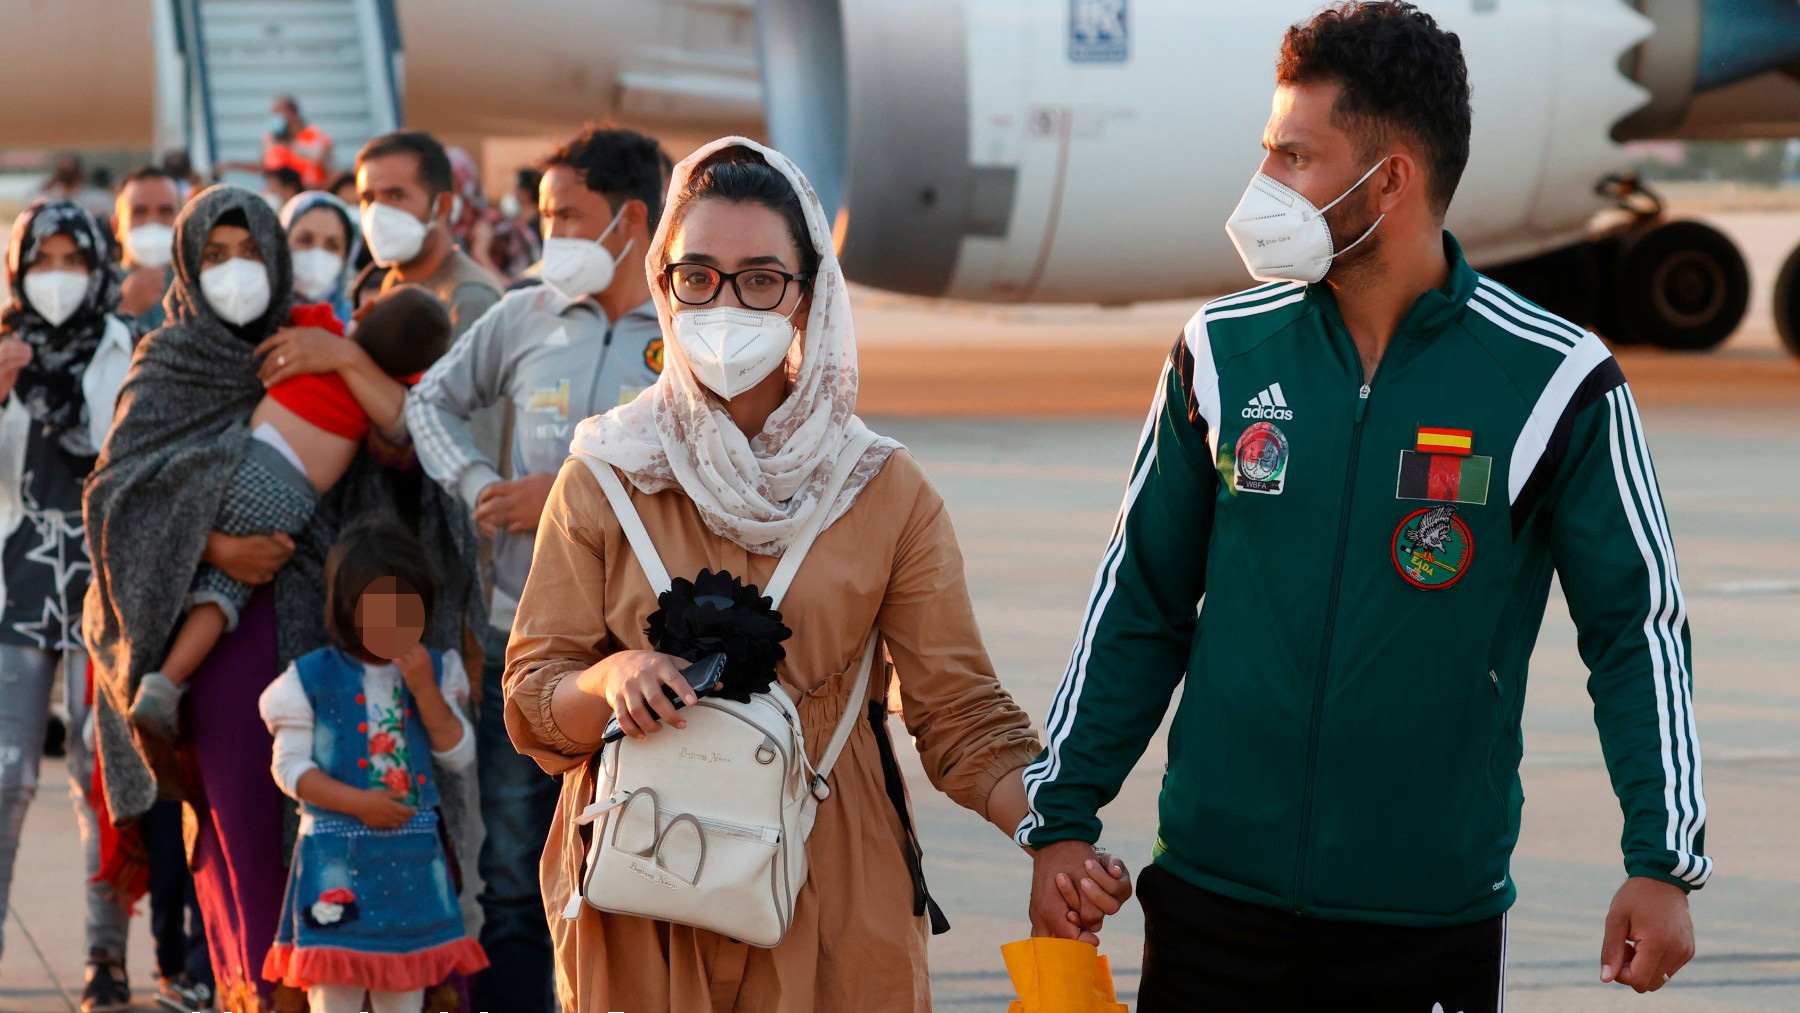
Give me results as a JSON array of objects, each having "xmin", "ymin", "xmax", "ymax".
[{"xmin": 561, "ymin": 432, "xmax": 879, "ymax": 948}]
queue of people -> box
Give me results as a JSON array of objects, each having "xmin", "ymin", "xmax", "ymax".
[{"xmin": 2, "ymin": 3, "xmax": 1710, "ymax": 1012}]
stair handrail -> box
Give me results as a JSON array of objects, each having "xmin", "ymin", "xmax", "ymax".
[
  {"xmin": 161, "ymin": 0, "xmax": 220, "ymax": 178},
  {"xmin": 356, "ymin": 0, "xmax": 406, "ymax": 131}
]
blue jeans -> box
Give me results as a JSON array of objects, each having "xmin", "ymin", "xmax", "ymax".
[
  {"xmin": 0, "ymin": 644, "xmax": 129, "ymax": 962},
  {"xmin": 471, "ymin": 624, "xmax": 559, "ymax": 1013}
]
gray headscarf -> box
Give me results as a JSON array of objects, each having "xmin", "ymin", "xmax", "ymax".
[
  {"xmin": 82, "ymin": 185, "xmax": 294, "ymax": 820},
  {"xmin": 82, "ymin": 185, "xmax": 483, "ymax": 823}
]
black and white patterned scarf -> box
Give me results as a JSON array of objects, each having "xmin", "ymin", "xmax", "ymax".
[{"xmin": 2, "ymin": 199, "xmax": 119, "ymax": 460}]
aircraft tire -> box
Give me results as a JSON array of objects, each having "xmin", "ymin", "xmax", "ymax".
[
  {"xmin": 1774, "ymin": 241, "xmax": 1800, "ymax": 360},
  {"xmin": 1612, "ymin": 220, "xmax": 1749, "ymax": 351}
]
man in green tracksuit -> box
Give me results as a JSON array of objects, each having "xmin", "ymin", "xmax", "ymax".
[{"xmin": 1019, "ymin": 4, "xmax": 1706, "ymax": 1009}]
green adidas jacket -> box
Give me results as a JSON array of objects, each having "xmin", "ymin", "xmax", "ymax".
[{"xmin": 1015, "ymin": 234, "xmax": 1709, "ymax": 927}]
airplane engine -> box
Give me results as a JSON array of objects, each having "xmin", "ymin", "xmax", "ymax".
[{"xmin": 756, "ymin": 0, "xmax": 1656, "ymax": 306}]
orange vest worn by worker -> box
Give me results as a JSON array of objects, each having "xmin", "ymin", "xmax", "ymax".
[{"xmin": 264, "ymin": 124, "xmax": 332, "ymax": 186}]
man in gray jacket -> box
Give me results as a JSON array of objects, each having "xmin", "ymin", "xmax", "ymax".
[{"xmin": 404, "ymin": 127, "xmax": 669, "ymax": 1013}]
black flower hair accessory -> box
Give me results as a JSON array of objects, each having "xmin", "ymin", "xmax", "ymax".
[{"xmin": 645, "ymin": 569, "xmax": 792, "ymax": 702}]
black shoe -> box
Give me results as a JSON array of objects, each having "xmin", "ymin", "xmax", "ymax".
[
  {"xmin": 155, "ymin": 974, "xmax": 214, "ymax": 1012},
  {"xmin": 80, "ymin": 948, "xmax": 130, "ymax": 1013},
  {"xmin": 44, "ymin": 713, "xmax": 66, "ymax": 759}
]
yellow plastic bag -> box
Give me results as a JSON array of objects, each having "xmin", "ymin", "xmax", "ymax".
[{"xmin": 1002, "ymin": 937, "xmax": 1129, "ymax": 1013}]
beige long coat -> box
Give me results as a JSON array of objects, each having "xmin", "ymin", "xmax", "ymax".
[{"xmin": 504, "ymin": 449, "xmax": 1041, "ymax": 1012}]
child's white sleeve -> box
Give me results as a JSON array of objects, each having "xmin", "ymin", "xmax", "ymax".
[
  {"xmin": 257, "ymin": 664, "xmax": 318, "ymax": 799},
  {"xmin": 431, "ymin": 649, "xmax": 477, "ymax": 772}
]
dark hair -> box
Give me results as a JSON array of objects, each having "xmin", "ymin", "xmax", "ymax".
[
  {"xmin": 275, "ymin": 94, "xmax": 299, "ymax": 117},
  {"xmin": 122, "ymin": 165, "xmax": 177, "ymax": 188},
  {"xmin": 323, "ymin": 518, "xmax": 439, "ymax": 654},
  {"xmin": 353, "ymin": 284, "xmax": 450, "ymax": 376},
  {"xmin": 264, "ymin": 166, "xmax": 303, "ymax": 191},
  {"xmin": 1277, "ymin": 1, "xmax": 1471, "ymax": 217},
  {"xmin": 356, "ymin": 130, "xmax": 454, "ymax": 199},
  {"xmin": 659, "ymin": 148, "xmax": 818, "ymax": 279},
  {"xmin": 162, "ymin": 149, "xmax": 193, "ymax": 177},
  {"xmin": 326, "ymin": 170, "xmax": 358, "ymax": 196},
  {"xmin": 541, "ymin": 127, "xmax": 669, "ymax": 230},
  {"xmin": 514, "ymin": 167, "xmax": 542, "ymax": 194}
]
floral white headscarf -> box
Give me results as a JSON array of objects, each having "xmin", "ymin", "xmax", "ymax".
[{"xmin": 569, "ymin": 136, "xmax": 900, "ymax": 555}]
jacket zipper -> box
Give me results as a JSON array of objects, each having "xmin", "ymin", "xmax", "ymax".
[{"xmin": 1290, "ymin": 365, "xmax": 1373, "ymax": 913}]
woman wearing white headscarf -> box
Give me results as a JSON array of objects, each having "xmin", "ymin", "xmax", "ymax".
[{"xmin": 503, "ymin": 138, "xmax": 1112, "ymax": 1010}]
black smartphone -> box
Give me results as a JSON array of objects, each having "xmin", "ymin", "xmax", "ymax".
[{"xmin": 601, "ymin": 653, "xmax": 726, "ymax": 744}]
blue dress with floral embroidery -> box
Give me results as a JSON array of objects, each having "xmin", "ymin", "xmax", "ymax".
[{"xmin": 263, "ymin": 646, "xmax": 486, "ymax": 992}]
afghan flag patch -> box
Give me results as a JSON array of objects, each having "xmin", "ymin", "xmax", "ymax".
[
  {"xmin": 1396, "ymin": 450, "xmax": 1491, "ymax": 505},
  {"xmin": 1416, "ymin": 426, "xmax": 1473, "ymax": 456}
]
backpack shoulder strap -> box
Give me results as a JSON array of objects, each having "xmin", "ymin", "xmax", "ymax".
[
  {"xmin": 763, "ymin": 429, "xmax": 881, "ymax": 608},
  {"xmin": 572, "ymin": 452, "xmax": 672, "ymax": 596},
  {"xmin": 811, "ymin": 630, "xmax": 880, "ymax": 791}
]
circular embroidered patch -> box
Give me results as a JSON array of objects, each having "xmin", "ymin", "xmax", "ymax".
[
  {"xmin": 645, "ymin": 337, "xmax": 665, "ymax": 374},
  {"xmin": 1392, "ymin": 505, "xmax": 1473, "ymax": 590},
  {"xmin": 1233, "ymin": 421, "xmax": 1289, "ymax": 495}
]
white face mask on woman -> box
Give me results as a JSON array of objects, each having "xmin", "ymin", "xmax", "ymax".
[
  {"xmin": 1223, "ymin": 156, "xmax": 1392, "ymax": 284},
  {"xmin": 23, "ymin": 270, "xmax": 88, "ymax": 327},
  {"xmin": 200, "ymin": 258, "xmax": 272, "ymax": 326},
  {"xmin": 673, "ymin": 306, "xmax": 798, "ymax": 399},
  {"xmin": 291, "ymin": 248, "xmax": 346, "ymax": 301}
]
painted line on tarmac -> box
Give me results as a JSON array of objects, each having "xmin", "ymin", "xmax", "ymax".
[
  {"xmin": 4, "ymin": 908, "xmax": 75, "ymax": 1012},
  {"xmin": 1698, "ymin": 579, "xmax": 1800, "ymax": 596}
]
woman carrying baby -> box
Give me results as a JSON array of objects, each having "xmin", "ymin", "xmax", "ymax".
[{"xmin": 83, "ymin": 184, "xmax": 479, "ymax": 1013}]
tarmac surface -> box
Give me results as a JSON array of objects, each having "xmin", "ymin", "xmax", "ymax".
[{"xmin": 3, "ymin": 209, "xmax": 1797, "ymax": 1011}]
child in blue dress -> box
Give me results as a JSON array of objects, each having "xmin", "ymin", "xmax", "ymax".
[{"xmin": 257, "ymin": 519, "xmax": 487, "ymax": 1013}]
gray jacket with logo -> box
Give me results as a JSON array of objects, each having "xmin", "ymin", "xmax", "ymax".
[{"xmin": 405, "ymin": 287, "xmax": 664, "ymax": 629}]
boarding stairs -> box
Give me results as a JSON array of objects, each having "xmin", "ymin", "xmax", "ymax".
[{"xmin": 154, "ymin": 0, "xmax": 404, "ymax": 183}]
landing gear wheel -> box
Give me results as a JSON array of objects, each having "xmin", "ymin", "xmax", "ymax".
[
  {"xmin": 1775, "ymin": 242, "xmax": 1800, "ymax": 360},
  {"xmin": 1612, "ymin": 220, "xmax": 1749, "ymax": 351}
]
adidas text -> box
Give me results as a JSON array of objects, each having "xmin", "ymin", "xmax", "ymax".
[
  {"xmin": 1242, "ymin": 404, "xmax": 1294, "ymax": 420},
  {"xmin": 1243, "ymin": 382, "xmax": 1294, "ymax": 420}
]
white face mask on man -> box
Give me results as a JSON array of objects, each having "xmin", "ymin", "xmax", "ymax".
[
  {"xmin": 541, "ymin": 204, "xmax": 633, "ymax": 301},
  {"xmin": 673, "ymin": 305, "xmax": 799, "ymax": 400},
  {"xmin": 1224, "ymin": 156, "xmax": 1393, "ymax": 284},
  {"xmin": 23, "ymin": 270, "xmax": 89, "ymax": 327},
  {"xmin": 125, "ymin": 223, "xmax": 175, "ymax": 269},
  {"xmin": 200, "ymin": 258, "xmax": 272, "ymax": 326},
  {"xmin": 360, "ymin": 201, "xmax": 432, "ymax": 267}
]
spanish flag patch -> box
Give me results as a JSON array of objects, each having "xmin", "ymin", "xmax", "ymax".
[{"xmin": 1416, "ymin": 426, "xmax": 1473, "ymax": 456}]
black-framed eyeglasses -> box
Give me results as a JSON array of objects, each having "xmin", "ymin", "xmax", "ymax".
[{"xmin": 663, "ymin": 262, "xmax": 810, "ymax": 312}]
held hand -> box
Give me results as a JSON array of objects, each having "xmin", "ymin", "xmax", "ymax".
[
  {"xmin": 255, "ymin": 326, "xmax": 354, "ymax": 387},
  {"xmin": 1600, "ymin": 877, "xmax": 1695, "ymax": 992},
  {"xmin": 1030, "ymin": 840, "xmax": 1118, "ymax": 945},
  {"xmin": 202, "ymin": 531, "xmax": 296, "ymax": 586},
  {"xmin": 1056, "ymin": 849, "xmax": 1133, "ymax": 936},
  {"xmin": 119, "ymin": 266, "xmax": 168, "ymax": 317},
  {"xmin": 583, "ymin": 650, "xmax": 694, "ymax": 740},
  {"xmin": 0, "ymin": 339, "xmax": 32, "ymax": 402},
  {"xmin": 352, "ymin": 787, "xmax": 415, "ymax": 830},
  {"xmin": 473, "ymin": 473, "xmax": 557, "ymax": 536}
]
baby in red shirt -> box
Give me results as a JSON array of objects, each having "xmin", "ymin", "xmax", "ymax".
[{"xmin": 130, "ymin": 286, "xmax": 451, "ymax": 739}]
